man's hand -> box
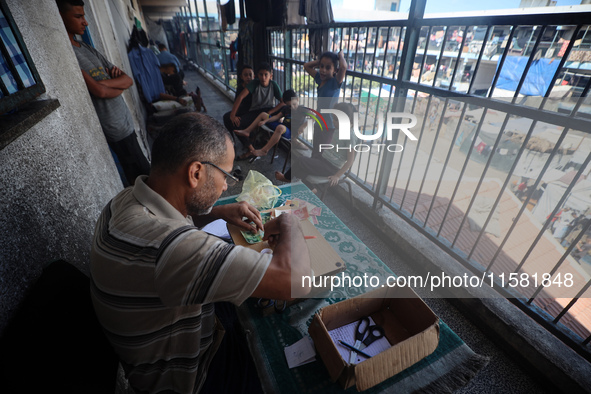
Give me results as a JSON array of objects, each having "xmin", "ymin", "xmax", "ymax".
[
  {"xmin": 108, "ymin": 66, "xmax": 123, "ymax": 78},
  {"xmin": 211, "ymin": 202, "xmax": 263, "ymax": 232},
  {"xmin": 263, "ymin": 213, "xmax": 296, "ymax": 248},
  {"xmin": 231, "ymin": 114, "xmax": 241, "ymax": 127},
  {"xmin": 251, "ymin": 212, "xmax": 311, "ymax": 300}
]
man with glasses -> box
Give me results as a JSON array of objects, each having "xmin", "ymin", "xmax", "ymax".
[{"xmin": 90, "ymin": 113, "xmax": 311, "ymax": 394}]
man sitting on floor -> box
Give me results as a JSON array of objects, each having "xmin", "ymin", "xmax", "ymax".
[{"xmin": 90, "ymin": 113, "xmax": 311, "ymax": 394}]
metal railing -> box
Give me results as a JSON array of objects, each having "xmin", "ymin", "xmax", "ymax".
[
  {"xmin": 180, "ymin": 1, "xmax": 591, "ymax": 360},
  {"xmin": 177, "ymin": 1, "xmax": 240, "ymax": 92}
]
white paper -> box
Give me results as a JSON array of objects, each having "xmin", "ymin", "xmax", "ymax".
[
  {"xmin": 284, "ymin": 336, "xmax": 316, "ymax": 369},
  {"xmin": 328, "ymin": 317, "xmax": 391, "ymax": 364},
  {"xmin": 274, "ymin": 209, "xmax": 290, "ymax": 217},
  {"xmin": 201, "ymin": 219, "xmax": 231, "ymax": 240}
]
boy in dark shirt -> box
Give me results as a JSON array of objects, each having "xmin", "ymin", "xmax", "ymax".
[{"xmin": 223, "ymin": 65, "xmax": 253, "ymax": 131}]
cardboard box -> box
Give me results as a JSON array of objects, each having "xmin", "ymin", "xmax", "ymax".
[{"xmin": 308, "ymin": 286, "xmax": 439, "ymax": 391}]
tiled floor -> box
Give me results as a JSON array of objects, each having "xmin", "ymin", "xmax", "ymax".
[{"xmin": 184, "ymin": 65, "xmax": 556, "ymax": 393}]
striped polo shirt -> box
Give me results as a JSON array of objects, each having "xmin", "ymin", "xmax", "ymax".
[{"xmin": 90, "ymin": 176, "xmax": 270, "ymax": 393}]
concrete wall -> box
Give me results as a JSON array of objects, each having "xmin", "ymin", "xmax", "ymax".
[{"xmin": 0, "ymin": 1, "xmax": 124, "ymax": 332}]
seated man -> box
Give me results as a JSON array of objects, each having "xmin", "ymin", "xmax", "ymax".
[
  {"xmin": 157, "ymin": 43, "xmax": 183, "ymax": 78},
  {"xmin": 158, "ymin": 63, "xmax": 190, "ymax": 105},
  {"xmin": 149, "ymin": 64, "xmax": 201, "ymax": 120},
  {"xmin": 90, "ymin": 113, "xmax": 311, "ymax": 394}
]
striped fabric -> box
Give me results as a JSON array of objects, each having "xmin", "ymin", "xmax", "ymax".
[
  {"xmin": 0, "ymin": 7, "xmax": 35, "ymax": 97},
  {"xmin": 90, "ymin": 176, "xmax": 270, "ymax": 393}
]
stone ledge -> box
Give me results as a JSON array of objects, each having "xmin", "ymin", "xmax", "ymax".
[{"xmin": 0, "ymin": 98, "xmax": 60, "ymax": 150}]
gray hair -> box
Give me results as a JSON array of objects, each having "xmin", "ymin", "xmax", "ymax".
[{"xmin": 150, "ymin": 113, "xmax": 230, "ymax": 175}]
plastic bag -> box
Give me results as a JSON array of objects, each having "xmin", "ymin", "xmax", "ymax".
[{"xmin": 236, "ymin": 170, "xmax": 282, "ymax": 210}]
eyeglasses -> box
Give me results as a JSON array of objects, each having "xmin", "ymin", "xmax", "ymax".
[{"xmin": 201, "ymin": 161, "xmax": 239, "ymax": 186}]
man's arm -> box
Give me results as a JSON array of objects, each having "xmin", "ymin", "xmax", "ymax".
[
  {"xmin": 193, "ymin": 201, "xmax": 264, "ymax": 233},
  {"xmin": 95, "ymin": 66, "xmax": 133, "ymax": 90},
  {"xmin": 81, "ymin": 70, "xmax": 126, "ymax": 99},
  {"xmin": 159, "ymin": 92, "xmax": 187, "ymax": 106},
  {"xmin": 252, "ymin": 214, "xmax": 311, "ymax": 300}
]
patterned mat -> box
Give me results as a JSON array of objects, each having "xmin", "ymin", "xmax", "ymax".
[{"xmin": 217, "ymin": 182, "xmax": 489, "ymax": 393}]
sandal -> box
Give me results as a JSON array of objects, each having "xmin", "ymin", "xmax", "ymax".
[
  {"xmin": 231, "ymin": 166, "xmax": 244, "ymax": 181},
  {"xmin": 236, "ymin": 151, "xmax": 254, "ymax": 161}
]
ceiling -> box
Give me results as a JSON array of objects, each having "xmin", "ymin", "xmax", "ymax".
[{"xmin": 139, "ymin": 0, "xmax": 189, "ymax": 20}]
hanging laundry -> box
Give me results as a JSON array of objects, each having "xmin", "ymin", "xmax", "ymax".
[
  {"xmin": 305, "ymin": 0, "xmax": 334, "ymax": 58},
  {"xmin": 226, "ymin": 0, "xmax": 236, "ymax": 26},
  {"xmin": 238, "ymin": 18, "xmax": 255, "ymax": 69},
  {"xmin": 288, "ymin": 0, "xmax": 305, "ymax": 25},
  {"xmin": 128, "ymin": 26, "xmax": 165, "ymax": 104}
]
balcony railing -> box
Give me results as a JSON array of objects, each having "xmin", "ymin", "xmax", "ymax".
[{"xmin": 181, "ymin": 0, "xmax": 591, "ymax": 361}]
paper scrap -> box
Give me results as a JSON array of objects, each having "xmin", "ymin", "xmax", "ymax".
[
  {"xmin": 201, "ymin": 219, "xmax": 231, "ymax": 240},
  {"xmin": 309, "ymin": 206, "xmax": 322, "ymax": 216},
  {"xmin": 328, "ymin": 317, "xmax": 391, "ymax": 364},
  {"xmin": 284, "ymin": 336, "xmax": 316, "ymax": 369},
  {"xmin": 293, "ymin": 206, "xmax": 309, "ymax": 221},
  {"xmin": 275, "ymin": 208, "xmax": 290, "ymax": 217}
]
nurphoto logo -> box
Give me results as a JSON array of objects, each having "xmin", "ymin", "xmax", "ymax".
[{"xmin": 315, "ymin": 109, "xmax": 419, "ymax": 153}]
